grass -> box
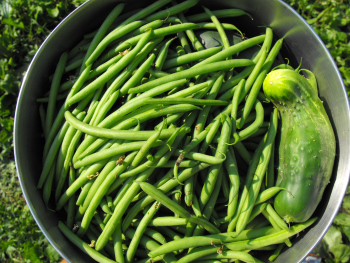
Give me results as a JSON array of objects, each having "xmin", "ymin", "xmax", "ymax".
[
  {"xmin": 0, "ymin": 1, "xmax": 85, "ymax": 262},
  {"xmin": 0, "ymin": 0, "xmax": 349, "ymax": 262},
  {"xmin": 0, "ymin": 158, "xmax": 61, "ymax": 262}
]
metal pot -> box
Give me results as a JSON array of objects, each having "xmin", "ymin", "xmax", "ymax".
[{"xmin": 14, "ymin": 0, "xmax": 350, "ymax": 262}]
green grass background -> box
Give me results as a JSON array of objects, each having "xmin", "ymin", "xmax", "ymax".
[{"xmin": 0, "ymin": 0, "xmax": 349, "ymax": 262}]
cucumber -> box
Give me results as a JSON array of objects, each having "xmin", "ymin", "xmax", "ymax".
[{"xmin": 262, "ymin": 68, "xmax": 336, "ymax": 223}]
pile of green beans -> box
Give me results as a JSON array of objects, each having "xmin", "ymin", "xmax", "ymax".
[{"xmin": 37, "ymin": 1, "xmax": 317, "ymax": 262}]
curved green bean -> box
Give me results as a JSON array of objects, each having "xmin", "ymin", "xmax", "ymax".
[
  {"xmin": 58, "ymin": 222, "xmax": 117, "ymax": 263},
  {"xmin": 65, "ymin": 110, "xmax": 191, "ymax": 141},
  {"xmin": 85, "ymin": 20, "xmax": 144, "ymax": 66},
  {"xmin": 186, "ymin": 8, "xmax": 253, "ymax": 22},
  {"xmin": 235, "ymin": 109, "xmax": 278, "ymax": 235},
  {"xmin": 128, "ymin": 59, "xmax": 254, "ymax": 94},
  {"xmin": 68, "ymin": 29, "xmax": 153, "ymax": 106},
  {"xmin": 225, "ymin": 218, "xmax": 317, "ymax": 251},
  {"xmin": 162, "ymin": 46, "xmax": 222, "ymax": 70},
  {"xmin": 81, "ymin": 3, "xmax": 125, "ymax": 70}
]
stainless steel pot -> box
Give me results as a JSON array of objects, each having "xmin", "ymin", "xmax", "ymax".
[{"xmin": 14, "ymin": 0, "xmax": 350, "ymax": 262}]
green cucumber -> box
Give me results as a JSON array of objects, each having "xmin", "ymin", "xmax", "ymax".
[{"xmin": 262, "ymin": 68, "xmax": 336, "ymax": 223}]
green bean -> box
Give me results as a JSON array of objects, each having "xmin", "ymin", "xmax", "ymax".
[
  {"xmin": 194, "ymin": 166, "xmax": 223, "ymax": 236},
  {"xmin": 177, "ymin": 245, "xmax": 257, "ymax": 263},
  {"xmin": 152, "ymin": 37, "xmax": 174, "ymax": 75},
  {"xmin": 177, "ymin": 11, "xmax": 205, "ymax": 51},
  {"xmin": 149, "ymin": 225, "xmax": 275, "ymax": 258},
  {"xmin": 66, "ymin": 164, "xmax": 76, "ymax": 229},
  {"xmin": 56, "ymin": 156, "xmax": 111, "ymax": 210},
  {"xmin": 119, "ymin": 126, "xmax": 185, "ymax": 179},
  {"xmin": 247, "ymin": 203, "xmax": 268, "ymax": 225},
  {"xmin": 112, "ymin": 222, "xmax": 124, "ymax": 263},
  {"xmin": 158, "ymin": 160, "xmax": 199, "ymax": 168},
  {"xmin": 266, "ymin": 140, "xmax": 275, "ymax": 188},
  {"xmin": 65, "ymin": 52, "xmax": 84, "ymax": 73},
  {"xmin": 43, "ymin": 65, "xmax": 93, "ymax": 157},
  {"xmin": 137, "ymin": 181, "xmax": 191, "ymax": 218},
  {"xmin": 265, "ymin": 203, "xmax": 290, "ymax": 231},
  {"xmin": 55, "ymin": 111, "xmax": 86, "ymax": 180},
  {"xmin": 225, "ymin": 217, "xmax": 318, "ymax": 251},
  {"xmin": 77, "ymin": 152, "xmax": 138, "ymax": 236},
  {"xmin": 193, "ymin": 72, "xmax": 225, "ymax": 135},
  {"xmin": 107, "ymin": 196, "xmax": 113, "ymax": 209},
  {"xmin": 71, "ymin": 98, "xmax": 150, "ymax": 162},
  {"xmin": 131, "ymin": 79, "xmax": 189, "ymax": 101},
  {"xmin": 236, "ymin": 47, "xmax": 269, "ymax": 106},
  {"xmin": 199, "ymin": 117, "xmax": 222, "ymax": 154},
  {"xmin": 38, "ymin": 120, "xmax": 70, "ymax": 189},
  {"xmin": 81, "ymin": 3, "xmax": 125, "ymax": 71},
  {"xmin": 37, "ymin": 90, "xmax": 70, "ymax": 103},
  {"xmin": 217, "ymin": 66, "xmax": 254, "ymax": 98},
  {"xmin": 147, "ymin": 67, "xmax": 170, "ymax": 78},
  {"xmin": 55, "ymin": 108, "xmax": 95, "ymax": 201},
  {"xmin": 143, "ymin": 228, "xmax": 167, "ymax": 245},
  {"xmin": 231, "ymin": 79, "xmax": 245, "ymax": 133},
  {"xmin": 268, "ymin": 243, "xmax": 285, "ymax": 261},
  {"xmin": 152, "ymin": 180, "xmax": 220, "ymax": 233},
  {"xmin": 238, "ymin": 38, "xmax": 283, "ymax": 128},
  {"xmin": 120, "ymin": 20, "xmax": 165, "ymax": 43},
  {"xmin": 163, "ymin": 46, "xmax": 222, "ymax": 70},
  {"xmin": 100, "ymin": 197, "xmax": 113, "ymax": 215},
  {"xmin": 89, "ymin": 38, "xmax": 153, "ymax": 80},
  {"xmin": 68, "ymin": 38, "xmax": 90, "ymax": 58},
  {"xmin": 186, "ymin": 9, "xmax": 252, "ymax": 22},
  {"xmin": 67, "ymin": 29, "xmax": 153, "ymax": 106},
  {"xmin": 173, "ymin": 149, "xmax": 225, "ymax": 165},
  {"xmin": 202, "ymin": 7, "xmax": 230, "ymax": 53},
  {"xmin": 199, "ymin": 114, "xmax": 231, "ymax": 209},
  {"xmin": 74, "ymin": 140, "xmax": 164, "ymax": 169},
  {"xmin": 58, "ymin": 222, "xmax": 117, "ymax": 263},
  {"xmin": 200, "ymin": 250, "xmax": 262, "ymax": 263},
  {"xmin": 85, "ymin": 20, "xmax": 144, "ymax": 66},
  {"xmin": 145, "ymin": 0, "xmax": 199, "ymax": 22},
  {"xmin": 167, "ymin": 81, "xmax": 209, "ymax": 99},
  {"xmin": 233, "ymin": 141, "xmax": 252, "ymax": 164},
  {"xmin": 144, "ymin": 97, "xmax": 229, "ymax": 106},
  {"xmin": 198, "ymin": 22, "xmax": 242, "ymax": 36},
  {"xmin": 95, "ymin": 167, "xmax": 156, "ymax": 251},
  {"xmin": 193, "ymin": 35, "xmax": 265, "ymax": 69},
  {"xmin": 124, "ymin": 228, "xmax": 178, "ymax": 263},
  {"xmin": 232, "ymin": 100, "xmax": 265, "ymax": 144},
  {"xmin": 76, "ymin": 178, "xmax": 96, "ymax": 206},
  {"xmin": 255, "ymin": 187, "xmax": 286, "ymax": 206},
  {"xmin": 116, "ymin": 0, "xmax": 172, "ymax": 29},
  {"xmin": 39, "ymin": 103, "xmax": 46, "ymax": 136},
  {"xmin": 103, "ymin": 23, "xmax": 200, "ymax": 62},
  {"xmin": 224, "ymin": 146, "xmax": 240, "ymax": 221},
  {"xmin": 122, "ymin": 162, "xmax": 210, "ymax": 232},
  {"xmin": 112, "ymin": 121, "xmax": 167, "ymax": 206},
  {"xmin": 128, "ymin": 59, "xmax": 254, "ymax": 94},
  {"xmin": 235, "ymin": 109, "xmax": 278, "ymax": 235},
  {"xmin": 94, "ymin": 38, "xmax": 163, "ymax": 108},
  {"xmin": 45, "ymin": 52, "xmax": 68, "ymax": 137},
  {"xmin": 145, "ymin": 217, "xmax": 188, "ymax": 227},
  {"xmin": 42, "ymin": 161, "xmax": 55, "ymax": 207},
  {"xmin": 126, "ymin": 201, "xmax": 161, "ymax": 263},
  {"xmin": 119, "ymin": 53, "xmax": 156, "ymax": 95},
  {"xmin": 65, "ymin": 110, "xmax": 191, "ymax": 141},
  {"xmin": 227, "ymin": 133, "xmax": 266, "ymax": 232},
  {"xmin": 91, "ymin": 90, "xmax": 120, "ymax": 126}
]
